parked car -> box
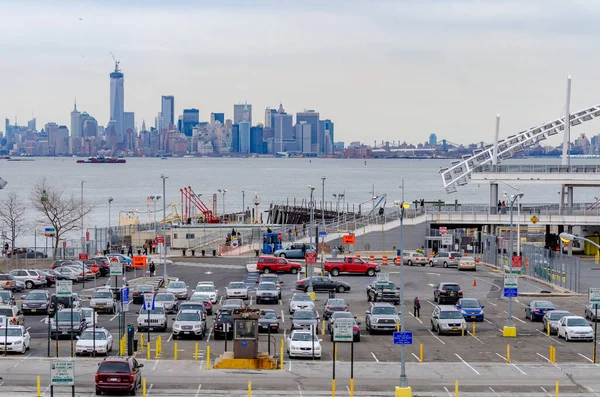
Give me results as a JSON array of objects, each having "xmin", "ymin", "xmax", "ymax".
[
  {"xmin": 455, "ymin": 298, "xmax": 484, "ymax": 322},
  {"xmin": 328, "ymin": 312, "xmax": 361, "ymax": 342},
  {"xmin": 50, "ymin": 308, "xmax": 87, "ymax": 338},
  {"xmin": 153, "ymin": 293, "xmax": 179, "ymax": 314},
  {"xmin": 287, "ymin": 330, "xmax": 322, "ymax": 359},
  {"xmin": 0, "ymin": 325, "xmax": 30, "ymax": 353},
  {"xmin": 0, "ymin": 274, "xmax": 18, "ymax": 291},
  {"xmin": 458, "ymin": 256, "xmax": 477, "ymax": 271},
  {"xmin": 89, "ymin": 289, "xmax": 117, "ymax": 314},
  {"xmin": 7, "ymin": 248, "xmax": 47, "ymax": 259},
  {"xmin": 323, "ymin": 298, "xmax": 348, "ymax": 320},
  {"xmin": 291, "ymin": 310, "xmax": 319, "ymax": 333},
  {"xmin": 584, "ymin": 303, "xmax": 600, "ymax": 322},
  {"xmin": 225, "ymin": 282, "xmax": 249, "ymax": 300},
  {"xmin": 274, "ymin": 243, "xmax": 316, "ymax": 259},
  {"xmin": 188, "ymin": 294, "xmax": 214, "ymax": 315},
  {"xmin": 53, "ymin": 266, "xmax": 83, "ymax": 282},
  {"xmin": 0, "ymin": 304, "xmax": 24, "ymax": 325},
  {"xmin": 365, "ymin": 302, "xmax": 400, "ymax": 334},
  {"xmin": 429, "ymin": 252, "xmax": 462, "ymax": 268},
  {"xmin": 256, "ymin": 255, "xmax": 302, "ymax": 274},
  {"xmin": 194, "ymin": 284, "xmax": 218, "ymax": 303},
  {"xmin": 166, "ymin": 281, "xmax": 189, "ymax": 300},
  {"xmin": 137, "ymin": 306, "xmax": 167, "ymax": 332},
  {"xmin": 289, "ymin": 293, "xmax": 315, "ymax": 314},
  {"xmin": 132, "ymin": 285, "xmax": 155, "ymax": 304},
  {"xmin": 430, "ymin": 305, "xmax": 467, "ymax": 335},
  {"xmin": 81, "ymin": 307, "xmax": 98, "ymax": 326},
  {"xmin": 95, "ymin": 356, "xmax": 143, "ymax": 395},
  {"xmin": 222, "ymin": 299, "xmax": 245, "ymax": 310},
  {"xmin": 433, "ymin": 282, "xmax": 463, "ymax": 305},
  {"xmin": 542, "ymin": 310, "xmax": 573, "ymax": 334},
  {"xmin": 213, "ymin": 311, "xmax": 234, "ymax": 340},
  {"xmin": 21, "ymin": 290, "xmax": 50, "ymax": 314},
  {"xmin": 90, "ymin": 257, "xmax": 111, "ymax": 276},
  {"xmin": 401, "ymin": 251, "xmax": 428, "ymax": 266},
  {"xmin": 525, "ymin": 300, "xmax": 555, "ymax": 322},
  {"xmin": 256, "ymin": 282, "xmax": 280, "ymax": 304},
  {"xmin": 257, "ymin": 274, "xmax": 282, "ymax": 299},
  {"xmin": 0, "ymin": 290, "xmax": 15, "ymax": 305},
  {"xmin": 9, "ymin": 269, "xmax": 46, "ymax": 289},
  {"xmin": 557, "ymin": 316, "xmax": 594, "ymax": 341},
  {"xmin": 178, "ymin": 302, "xmax": 208, "ymax": 321},
  {"xmin": 172, "ymin": 309, "xmax": 205, "ymax": 339},
  {"xmin": 366, "ymin": 280, "xmax": 400, "ymax": 304},
  {"xmin": 324, "ymin": 256, "xmax": 380, "ymax": 277},
  {"xmin": 295, "ymin": 277, "xmax": 351, "ymax": 293},
  {"xmin": 258, "ymin": 309, "xmax": 280, "ymax": 333},
  {"xmin": 76, "ymin": 327, "xmax": 113, "ymax": 356},
  {"xmin": 35, "ymin": 270, "xmax": 56, "ymax": 287}
]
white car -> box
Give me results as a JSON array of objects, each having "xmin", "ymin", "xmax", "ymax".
[
  {"xmin": 196, "ymin": 281, "xmax": 215, "ymax": 287},
  {"xmin": 81, "ymin": 308, "xmax": 98, "ymax": 326},
  {"xmin": 557, "ymin": 316, "xmax": 594, "ymax": 342},
  {"xmin": 289, "ymin": 293, "xmax": 315, "ymax": 314},
  {"xmin": 194, "ymin": 284, "xmax": 218, "ymax": 304},
  {"xmin": 172, "ymin": 310, "xmax": 205, "ymax": 339},
  {"xmin": 167, "ymin": 281, "xmax": 189, "ymax": 300},
  {"xmin": 287, "ymin": 330, "xmax": 322, "ymax": 359},
  {"xmin": 225, "ymin": 282, "xmax": 249, "ymax": 300},
  {"xmin": 0, "ymin": 325, "xmax": 30, "ymax": 353},
  {"xmin": 75, "ymin": 327, "xmax": 113, "ymax": 355}
]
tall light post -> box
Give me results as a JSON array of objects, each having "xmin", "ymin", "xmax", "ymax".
[
  {"xmin": 242, "ymin": 191, "xmax": 245, "ymax": 223},
  {"xmin": 394, "ymin": 197, "xmax": 410, "ymax": 388},
  {"xmin": 307, "ymin": 186, "xmax": 315, "ymax": 293},
  {"xmin": 81, "ymin": 180, "xmax": 85, "ymax": 255},
  {"xmin": 560, "ymin": 232, "xmax": 600, "ymax": 362},
  {"xmin": 108, "ymin": 197, "xmax": 114, "ymax": 251},
  {"xmin": 218, "ymin": 189, "xmax": 227, "ymax": 221},
  {"xmin": 504, "ymin": 192, "xmax": 524, "ymax": 337},
  {"xmin": 321, "ymin": 177, "xmax": 326, "ymax": 228},
  {"xmin": 253, "ymin": 194, "xmax": 260, "ymax": 224},
  {"xmin": 500, "ymin": 180, "xmax": 522, "ymax": 256},
  {"xmin": 161, "ymin": 175, "xmax": 168, "ymax": 283}
]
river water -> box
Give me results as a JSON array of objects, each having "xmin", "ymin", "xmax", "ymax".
[{"xmin": 2, "ymin": 157, "xmax": 598, "ymax": 245}]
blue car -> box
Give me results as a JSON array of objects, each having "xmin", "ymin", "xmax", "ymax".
[
  {"xmin": 456, "ymin": 298, "xmax": 484, "ymax": 322},
  {"xmin": 525, "ymin": 300, "xmax": 555, "ymax": 322}
]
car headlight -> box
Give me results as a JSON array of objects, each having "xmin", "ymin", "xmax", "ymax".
[
  {"xmin": 22, "ymin": 304, "xmax": 28, "ymax": 308},
  {"xmin": 193, "ymin": 324, "xmax": 200, "ymax": 329},
  {"xmin": 291, "ymin": 345, "xmax": 300, "ymax": 351},
  {"xmin": 13, "ymin": 340, "xmax": 22, "ymax": 345},
  {"xmin": 173, "ymin": 324, "xmax": 181, "ymax": 329},
  {"xmin": 40, "ymin": 303, "xmax": 47, "ymax": 307}
]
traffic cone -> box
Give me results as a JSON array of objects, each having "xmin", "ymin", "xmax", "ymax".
[{"xmin": 472, "ymin": 279, "xmax": 477, "ymax": 287}]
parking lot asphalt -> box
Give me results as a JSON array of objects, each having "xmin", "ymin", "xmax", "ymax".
[{"xmin": 12, "ymin": 258, "xmax": 600, "ymax": 369}]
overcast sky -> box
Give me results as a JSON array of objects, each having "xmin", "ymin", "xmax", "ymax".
[{"xmin": 1, "ymin": 0, "xmax": 600, "ymax": 145}]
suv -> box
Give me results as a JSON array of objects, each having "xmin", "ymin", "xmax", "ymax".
[
  {"xmin": 257, "ymin": 274, "xmax": 282, "ymax": 298},
  {"xmin": 21, "ymin": 290, "xmax": 50, "ymax": 314},
  {"xmin": 137, "ymin": 306, "xmax": 167, "ymax": 332},
  {"xmin": 429, "ymin": 252, "xmax": 462, "ymax": 268},
  {"xmin": 0, "ymin": 290, "xmax": 16, "ymax": 305},
  {"xmin": 430, "ymin": 305, "xmax": 466, "ymax": 335},
  {"xmin": 50, "ymin": 308, "xmax": 87, "ymax": 338},
  {"xmin": 9, "ymin": 269, "xmax": 46, "ymax": 289},
  {"xmin": 95, "ymin": 356, "xmax": 143, "ymax": 395},
  {"xmin": 365, "ymin": 302, "xmax": 400, "ymax": 334},
  {"xmin": 0, "ymin": 274, "xmax": 18, "ymax": 291},
  {"xmin": 172, "ymin": 309, "xmax": 205, "ymax": 339},
  {"xmin": 89, "ymin": 289, "xmax": 117, "ymax": 314},
  {"xmin": 274, "ymin": 243, "xmax": 316, "ymax": 259},
  {"xmin": 256, "ymin": 282, "xmax": 279, "ymax": 304},
  {"xmin": 433, "ymin": 282, "xmax": 463, "ymax": 304},
  {"xmin": 48, "ymin": 293, "xmax": 81, "ymax": 317},
  {"xmin": 0, "ymin": 304, "xmax": 24, "ymax": 325},
  {"xmin": 366, "ymin": 281, "xmax": 400, "ymax": 304}
]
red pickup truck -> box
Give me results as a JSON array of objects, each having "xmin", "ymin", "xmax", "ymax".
[
  {"xmin": 324, "ymin": 256, "xmax": 380, "ymax": 276},
  {"xmin": 256, "ymin": 255, "xmax": 301, "ymax": 274}
]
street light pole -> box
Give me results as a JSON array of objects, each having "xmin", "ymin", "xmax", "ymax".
[
  {"xmin": 308, "ymin": 186, "xmax": 315, "ymax": 293},
  {"xmin": 108, "ymin": 197, "xmax": 113, "ymax": 252},
  {"xmin": 321, "ymin": 177, "xmax": 326, "ymax": 228},
  {"xmin": 242, "ymin": 191, "xmax": 245, "ymax": 223},
  {"xmin": 506, "ymin": 193, "xmax": 524, "ymax": 333},
  {"xmin": 161, "ymin": 175, "xmax": 168, "ymax": 284},
  {"xmin": 81, "ymin": 180, "xmax": 85, "ymax": 255},
  {"xmin": 394, "ymin": 195, "xmax": 408, "ymax": 388}
]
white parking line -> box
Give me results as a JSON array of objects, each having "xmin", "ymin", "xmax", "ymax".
[
  {"xmin": 540, "ymin": 386, "xmax": 552, "ymax": 397},
  {"xmin": 443, "ymin": 386, "xmax": 452, "ymax": 397},
  {"xmin": 486, "ymin": 301, "xmax": 497, "ymax": 307},
  {"xmin": 514, "ymin": 299, "xmax": 527, "ymax": 307},
  {"xmin": 426, "ymin": 300, "xmax": 436, "ymax": 307},
  {"xmin": 206, "ymin": 329, "xmax": 212, "ymax": 342},
  {"xmin": 408, "ymin": 312, "xmax": 423, "ymax": 324},
  {"xmin": 167, "ymin": 333, "xmax": 173, "ymax": 342},
  {"xmin": 279, "ymin": 299, "xmax": 282, "ymax": 306},
  {"xmin": 503, "ymin": 311, "xmax": 526, "ymax": 324},
  {"xmin": 584, "ymin": 386, "xmax": 600, "ymax": 397},
  {"xmin": 472, "ymin": 275, "xmax": 501, "ymax": 292},
  {"xmin": 488, "ymin": 387, "xmax": 501, "ymax": 397},
  {"xmin": 249, "ymin": 296, "xmax": 253, "ymax": 306},
  {"xmin": 427, "ymin": 329, "xmax": 446, "ymax": 345},
  {"xmin": 148, "ymin": 383, "xmax": 153, "ymax": 396},
  {"xmin": 371, "ymin": 352, "xmax": 379, "ymax": 362},
  {"xmin": 298, "ymin": 385, "xmax": 303, "ymax": 396},
  {"xmin": 218, "ymin": 296, "xmax": 223, "ymax": 305},
  {"xmin": 40, "ymin": 317, "xmax": 46, "ymax": 322},
  {"xmin": 152, "ymin": 360, "xmax": 159, "ymax": 371},
  {"xmin": 578, "ymin": 353, "xmax": 594, "ymax": 363},
  {"xmin": 535, "ymin": 329, "xmax": 562, "ymax": 345},
  {"xmin": 495, "ymin": 353, "xmax": 526, "ymax": 375},
  {"xmin": 427, "ymin": 283, "xmax": 435, "ymax": 287},
  {"xmin": 454, "ymin": 353, "xmax": 479, "ymax": 375},
  {"xmin": 281, "ymin": 310, "xmax": 285, "ymax": 323},
  {"xmin": 536, "ymin": 352, "xmax": 551, "ymax": 363},
  {"xmin": 484, "ymin": 319, "xmax": 493, "ymax": 324},
  {"xmin": 109, "ymin": 312, "xmax": 119, "ymax": 322},
  {"xmin": 411, "ymin": 353, "xmax": 420, "ymax": 361},
  {"xmin": 195, "ymin": 384, "xmax": 202, "ymax": 397},
  {"xmin": 466, "ymin": 331, "xmax": 484, "ymax": 344}
]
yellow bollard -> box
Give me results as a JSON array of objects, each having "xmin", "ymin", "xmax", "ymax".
[
  {"xmin": 195, "ymin": 342, "xmax": 199, "ymax": 360},
  {"xmin": 455, "ymin": 380, "xmax": 459, "ymax": 397},
  {"xmin": 472, "ymin": 321, "xmax": 476, "ymax": 337},
  {"xmin": 556, "ymin": 380, "xmax": 559, "ymax": 397},
  {"xmin": 332, "ymin": 379, "xmax": 336, "ymax": 397},
  {"xmin": 322, "ymin": 320, "xmax": 325, "ymax": 336},
  {"xmin": 280, "ymin": 339, "xmax": 284, "ymax": 370},
  {"xmin": 142, "ymin": 378, "xmax": 147, "ymax": 397},
  {"xmin": 507, "ymin": 344, "xmax": 511, "ymax": 363},
  {"xmin": 248, "ymin": 380, "xmax": 252, "ymax": 397},
  {"xmin": 140, "ymin": 334, "xmax": 144, "ymax": 352},
  {"xmin": 396, "ymin": 322, "xmax": 400, "ymax": 332},
  {"xmin": 419, "ymin": 343, "xmax": 423, "ymax": 363},
  {"xmin": 147, "ymin": 342, "xmax": 151, "ymax": 360},
  {"xmin": 350, "ymin": 378, "xmax": 354, "ymax": 397},
  {"xmin": 206, "ymin": 346, "xmax": 211, "ymax": 370},
  {"xmin": 155, "ymin": 337, "xmax": 160, "ymax": 358},
  {"xmin": 547, "ymin": 322, "xmax": 550, "ymax": 336},
  {"xmin": 174, "ymin": 342, "xmax": 178, "ymax": 360},
  {"xmin": 37, "ymin": 375, "xmax": 40, "ymax": 397},
  {"xmin": 461, "ymin": 323, "xmax": 465, "ymax": 337}
]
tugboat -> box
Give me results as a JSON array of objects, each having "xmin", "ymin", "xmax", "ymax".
[{"xmin": 76, "ymin": 156, "xmax": 126, "ymax": 164}]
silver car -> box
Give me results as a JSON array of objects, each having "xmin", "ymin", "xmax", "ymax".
[
  {"xmin": 89, "ymin": 289, "xmax": 117, "ymax": 314},
  {"xmin": 153, "ymin": 292, "xmax": 178, "ymax": 314},
  {"xmin": 9, "ymin": 269, "xmax": 46, "ymax": 289},
  {"xmin": 428, "ymin": 252, "xmax": 462, "ymax": 268},
  {"xmin": 288, "ymin": 293, "xmax": 315, "ymax": 315},
  {"xmin": 585, "ymin": 303, "xmax": 600, "ymax": 321},
  {"xmin": 542, "ymin": 310, "xmax": 573, "ymax": 334},
  {"xmin": 172, "ymin": 310, "xmax": 205, "ymax": 339},
  {"xmin": 167, "ymin": 281, "xmax": 189, "ymax": 300},
  {"xmin": 430, "ymin": 305, "xmax": 466, "ymax": 335}
]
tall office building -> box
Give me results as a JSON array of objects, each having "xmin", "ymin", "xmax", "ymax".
[
  {"xmin": 429, "ymin": 133, "xmax": 437, "ymax": 146},
  {"xmin": 296, "ymin": 110, "xmax": 320, "ymax": 153},
  {"xmin": 211, "ymin": 112, "xmax": 225, "ymax": 124},
  {"xmin": 183, "ymin": 109, "xmax": 200, "ymax": 137},
  {"xmin": 319, "ymin": 119, "xmax": 334, "ymax": 154},
  {"xmin": 239, "ymin": 121, "xmax": 251, "ymax": 154},
  {"xmin": 82, "ymin": 116, "xmax": 98, "ymax": 137},
  {"xmin": 250, "ymin": 126, "xmax": 263, "ymax": 154},
  {"xmin": 264, "ymin": 107, "xmax": 277, "ymax": 128},
  {"xmin": 70, "ymin": 100, "xmax": 81, "ymax": 137},
  {"xmin": 273, "ymin": 104, "xmax": 293, "ymax": 152},
  {"xmin": 109, "ymin": 60, "xmax": 125, "ymax": 143},
  {"xmin": 231, "ymin": 124, "xmax": 240, "ymax": 153},
  {"xmin": 27, "ymin": 117, "xmax": 36, "ymax": 132},
  {"xmin": 161, "ymin": 96, "xmax": 175, "ymax": 129},
  {"xmin": 233, "ymin": 103, "xmax": 252, "ymax": 125},
  {"xmin": 296, "ymin": 122, "xmax": 312, "ymax": 154}
]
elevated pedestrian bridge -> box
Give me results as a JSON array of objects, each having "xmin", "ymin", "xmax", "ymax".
[{"xmin": 471, "ymin": 164, "xmax": 600, "ymax": 186}]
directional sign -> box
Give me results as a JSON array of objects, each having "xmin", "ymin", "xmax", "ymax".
[
  {"xmin": 143, "ymin": 293, "xmax": 155, "ymax": 311},
  {"xmin": 120, "ymin": 287, "xmax": 129, "ymax": 303},
  {"xmin": 376, "ymin": 273, "xmax": 389, "ymax": 283},
  {"xmin": 50, "ymin": 361, "xmax": 74, "ymax": 386},
  {"xmin": 342, "ymin": 235, "xmax": 355, "ymax": 245},
  {"xmin": 132, "ymin": 256, "xmax": 147, "ymax": 269},
  {"xmin": 319, "ymin": 231, "xmax": 327, "ymax": 237},
  {"xmin": 333, "ymin": 319, "xmax": 354, "ymax": 342},
  {"xmin": 393, "ymin": 331, "xmax": 413, "ymax": 345},
  {"xmin": 530, "ymin": 215, "xmax": 539, "ymax": 224},
  {"xmin": 439, "ymin": 227, "xmax": 447, "ymax": 235},
  {"xmin": 441, "ymin": 234, "xmax": 453, "ymax": 246},
  {"xmin": 44, "ymin": 227, "xmax": 55, "ymax": 237},
  {"xmin": 589, "ymin": 288, "xmax": 600, "ymax": 304},
  {"xmin": 110, "ymin": 260, "xmax": 123, "ymax": 276},
  {"xmin": 56, "ymin": 280, "xmax": 72, "ymax": 297}
]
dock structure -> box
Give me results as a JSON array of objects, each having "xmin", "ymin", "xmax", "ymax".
[{"xmin": 267, "ymin": 204, "xmax": 353, "ymax": 225}]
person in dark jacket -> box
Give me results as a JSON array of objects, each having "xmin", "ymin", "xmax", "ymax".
[
  {"xmin": 414, "ymin": 297, "xmax": 421, "ymax": 318},
  {"xmin": 149, "ymin": 261, "xmax": 156, "ymax": 277}
]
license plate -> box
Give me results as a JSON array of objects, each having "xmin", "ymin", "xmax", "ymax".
[
  {"xmin": 62, "ymin": 331, "xmax": 67, "ymax": 334},
  {"xmin": 471, "ymin": 316, "xmax": 476, "ymax": 319},
  {"xmin": 149, "ymin": 328, "xmax": 154, "ymax": 331},
  {"xmin": 98, "ymin": 306, "xmax": 104, "ymax": 309},
  {"xmin": 452, "ymin": 328, "xmax": 458, "ymax": 331},
  {"xmin": 184, "ymin": 332, "xmax": 190, "ymax": 335},
  {"xmin": 449, "ymin": 293, "xmax": 454, "ymax": 296},
  {"xmin": 31, "ymin": 309, "xmax": 36, "ymax": 312},
  {"xmin": 110, "ymin": 378, "xmax": 118, "ymax": 382}
]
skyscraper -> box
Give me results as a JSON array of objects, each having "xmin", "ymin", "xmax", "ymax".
[
  {"xmin": 233, "ymin": 103, "xmax": 252, "ymax": 125},
  {"xmin": 296, "ymin": 122, "xmax": 312, "ymax": 154},
  {"xmin": 319, "ymin": 119, "xmax": 334, "ymax": 155},
  {"xmin": 296, "ymin": 110, "xmax": 320, "ymax": 154},
  {"xmin": 70, "ymin": 100, "xmax": 81, "ymax": 137},
  {"xmin": 231, "ymin": 124, "xmax": 240, "ymax": 153},
  {"xmin": 250, "ymin": 126, "xmax": 263, "ymax": 154},
  {"xmin": 273, "ymin": 104, "xmax": 293, "ymax": 153},
  {"xmin": 211, "ymin": 113, "xmax": 225, "ymax": 124},
  {"xmin": 161, "ymin": 96, "xmax": 175, "ymax": 129},
  {"xmin": 429, "ymin": 133, "xmax": 438, "ymax": 146},
  {"xmin": 183, "ymin": 109, "xmax": 200, "ymax": 137},
  {"xmin": 239, "ymin": 121, "xmax": 251, "ymax": 154},
  {"xmin": 109, "ymin": 60, "xmax": 125, "ymax": 143}
]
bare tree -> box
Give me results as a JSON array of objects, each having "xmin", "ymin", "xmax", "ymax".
[
  {"xmin": 0, "ymin": 192, "xmax": 28, "ymax": 250},
  {"xmin": 31, "ymin": 179, "xmax": 93, "ymax": 259}
]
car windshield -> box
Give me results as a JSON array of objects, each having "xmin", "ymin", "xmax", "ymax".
[
  {"xmin": 292, "ymin": 332, "xmax": 317, "ymax": 342},
  {"xmin": 80, "ymin": 331, "xmax": 106, "ymax": 340},
  {"xmin": 327, "ymin": 299, "xmax": 345, "ymax": 306},
  {"xmin": 218, "ymin": 314, "xmax": 232, "ymax": 322},
  {"xmin": 98, "ymin": 362, "xmax": 130, "ymax": 374},
  {"xmin": 372, "ymin": 307, "xmax": 397, "ymax": 315},
  {"xmin": 0, "ymin": 308, "xmax": 12, "ymax": 316},
  {"xmin": 225, "ymin": 300, "xmax": 242, "ymax": 306},
  {"xmin": 155, "ymin": 294, "xmax": 174, "ymax": 302},
  {"xmin": 591, "ymin": 303, "xmax": 600, "ymax": 310},
  {"xmin": 259, "ymin": 283, "xmax": 277, "ymax": 290},
  {"xmin": 180, "ymin": 304, "xmax": 203, "ymax": 311},
  {"xmin": 567, "ymin": 318, "xmax": 590, "ymax": 327},
  {"xmin": 262, "ymin": 277, "xmax": 278, "ymax": 283},
  {"xmin": 191, "ymin": 295, "xmax": 210, "ymax": 302},
  {"xmin": 294, "ymin": 295, "xmax": 312, "ymax": 302},
  {"xmin": 375, "ymin": 282, "xmax": 397, "ymax": 290},
  {"xmin": 92, "ymin": 291, "xmax": 112, "ymax": 299},
  {"xmin": 550, "ymin": 312, "xmax": 570, "ymax": 320},
  {"xmin": 26, "ymin": 293, "xmax": 47, "ymax": 300},
  {"xmin": 169, "ymin": 282, "xmax": 185, "ymax": 288},
  {"xmin": 56, "ymin": 311, "xmax": 80, "ymax": 321},
  {"xmin": 177, "ymin": 312, "xmax": 200, "ymax": 321},
  {"xmin": 196, "ymin": 286, "xmax": 214, "ymax": 292},
  {"xmin": 294, "ymin": 311, "xmax": 316, "ymax": 320},
  {"xmin": 461, "ymin": 257, "xmax": 475, "ymax": 262},
  {"xmin": 228, "ymin": 283, "xmax": 245, "ymax": 289},
  {"xmin": 439, "ymin": 311, "xmax": 463, "ymax": 319},
  {"xmin": 535, "ymin": 301, "xmax": 554, "ymax": 308},
  {"xmin": 261, "ymin": 311, "xmax": 277, "ymax": 319},
  {"xmin": 139, "ymin": 308, "xmax": 165, "ymax": 315},
  {"xmin": 460, "ymin": 300, "xmax": 480, "ymax": 308},
  {"xmin": 333, "ymin": 312, "xmax": 353, "ymax": 319},
  {"xmin": 443, "ymin": 285, "xmax": 460, "ymax": 291},
  {"xmin": 135, "ymin": 286, "xmax": 153, "ymax": 292},
  {"xmin": 3, "ymin": 328, "xmax": 23, "ymax": 336},
  {"xmin": 0, "ymin": 292, "xmax": 11, "ymax": 301}
]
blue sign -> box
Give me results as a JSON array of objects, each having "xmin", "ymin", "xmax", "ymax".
[
  {"xmin": 120, "ymin": 287, "xmax": 129, "ymax": 303},
  {"xmin": 143, "ymin": 294, "xmax": 154, "ymax": 310},
  {"xmin": 319, "ymin": 231, "xmax": 327, "ymax": 237},
  {"xmin": 503, "ymin": 288, "xmax": 518, "ymax": 298},
  {"xmin": 393, "ymin": 331, "xmax": 413, "ymax": 345},
  {"xmin": 241, "ymin": 341, "xmax": 247, "ymax": 347}
]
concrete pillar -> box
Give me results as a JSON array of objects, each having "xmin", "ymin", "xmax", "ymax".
[
  {"xmin": 567, "ymin": 186, "xmax": 574, "ymax": 215},
  {"xmin": 559, "ymin": 185, "xmax": 565, "ymax": 215},
  {"xmin": 490, "ymin": 183, "xmax": 498, "ymax": 214}
]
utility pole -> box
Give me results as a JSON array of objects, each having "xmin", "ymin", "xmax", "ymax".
[
  {"xmin": 308, "ymin": 186, "xmax": 315, "ymax": 293},
  {"xmin": 321, "ymin": 177, "xmax": 326, "ymax": 228},
  {"xmin": 81, "ymin": 181, "xmax": 85, "ymax": 255},
  {"xmin": 242, "ymin": 191, "xmax": 245, "ymax": 223},
  {"xmin": 398, "ymin": 179, "xmax": 408, "ymax": 388},
  {"xmin": 161, "ymin": 175, "xmax": 168, "ymax": 284}
]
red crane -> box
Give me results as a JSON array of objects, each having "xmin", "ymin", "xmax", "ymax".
[{"xmin": 180, "ymin": 186, "xmax": 220, "ymax": 223}]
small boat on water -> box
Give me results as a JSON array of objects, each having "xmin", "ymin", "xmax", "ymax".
[{"xmin": 77, "ymin": 156, "xmax": 126, "ymax": 164}]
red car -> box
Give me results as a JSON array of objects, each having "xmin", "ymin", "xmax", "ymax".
[
  {"xmin": 256, "ymin": 255, "xmax": 301, "ymax": 274},
  {"xmin": 95, "ymin": 356, "xmax": 143, "ymax": 395}
]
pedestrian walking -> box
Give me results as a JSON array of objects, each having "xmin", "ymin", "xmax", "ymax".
[
  {"xmin": 302, "ymin": 223, "xmax": 306, "ymax": 237},
  {"xmin": 497, "ymin": 200, "xmax": 502, "ymax": 213},
  {"xmin": 149, "ymin": 261, "xmax": 156, "ymax": 277},
  {"xmin": 414, "ymin": 297, "xmax": 421, "ymax": 318},
  {"xmin": 151, "ymin": 241, "xmax": 156, "ymax": 254},
  {"xmin": 293, "ymin": 225, "xmax": 298, "ymax": 238},
  {"xmin": 143, "ymin": 242, "xmax": 148, "ymax": 255},
  {"xmin": 287, "ymin": 228, "xmax": 292, "ymax": 241},
  {"xmin": 127, "ymin": 244, "xmax": 133, "ymax": 257}
]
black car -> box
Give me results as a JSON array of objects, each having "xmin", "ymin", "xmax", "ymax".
[
  {"xmin": 88, "ymin": 258, "xmax": 110, "ymax": 277},
  {"xmin": 132, "ymin": 285, "xmax": 155, "ymax": 304},
  {"xmin": 48, "ymin": 293, "xmax": 81, "ymax": 317},
  {"xmin": 213, "ymin": 312, "xmax": 234, "ymax": 340},
  {"xmin": 433, "ymin": 282, "xmax": 463, "ymax": 305},
  {"xmin": 258, "ymin": 309, "xmax": 280, "ymax": 333},
  {"xmin": 295, "ymin": 277, "xmax": 351, "ymax": 293}
]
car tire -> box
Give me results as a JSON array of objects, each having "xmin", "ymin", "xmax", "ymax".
[
  {"xmin": 96, "ymin": 390, "xmax": 102, "ymax": 395},
  {"xmin": 407, "ymin": 260, "xmax": 413, "ymax": 266},
  {"xmin": 21, "ymin": 343, "xmax": 26, "ymax": 354},
  {"xmin": 130, "ymin": 386, "xmax": 136, "ymax": 396},
  {"xmin": 331, "ymin": 268, "xmax": 340, "ymax": 277},
  {"xmin": 25, "ymin": 281, "xmax": 34, "ymax": 289},
  {"xmin": 429, "ymin": 261, "xmax": 434, "ymax": 267},
  {"xmin": 443, "ymin": 262, "xmax": 448, "ymax": 268},
  {"xmin": 355, "ymin": 335, "xmax": 360, "ymax": 342},
  {"xmin": 263, "ymin": 267, "xmax": 271, "ymax": 274},
  {"xmin": 337, "ymin": 286, "xmax": 345, "ymax": 293},
  {"xmin": 366, "ymin": 269, "xmax": 375, "ymax": 277},
  {"xmin": 173, "ymin": 334, "xmax": 177, "ymax": 340},
  {"xmin": 430, "ymin": 321, "xmax": 435, "ymax": 331},
  {"xmin": 291, "ymin": 268, "xmax": 298, "ymax": 275},
  {"xmin": 565, "ymin": 333, "xmax": 569, "ymax": 342},
  {"xmin": 421, "ymin": 263, "xmax": 426, "ymax": 267},
  {"xmin": 437, "ymin": 325, "xmax": 442, "ymax": 335}
]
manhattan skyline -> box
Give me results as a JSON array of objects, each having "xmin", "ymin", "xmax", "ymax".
[{"xmin": 2, "ymin": 1, "xmax": 600, "ymax": 145}]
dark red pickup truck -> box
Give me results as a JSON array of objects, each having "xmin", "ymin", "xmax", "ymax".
[
  {"xmin": 324, "ymin": 256, "xmax": 380, "ymax": 276},
  {"xmin": 256, "ymin": 255, "xmax": 301, "ymax": 274}
]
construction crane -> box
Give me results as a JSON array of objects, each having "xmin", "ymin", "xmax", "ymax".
[
  {"xmin": 110, "ymin": 51, "xmax": 120, "ymax": 72},
  {"xmin": 180, "ymin": 186, "xmax": 220, "ymax": 223}
]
